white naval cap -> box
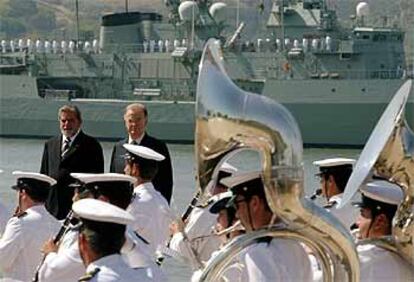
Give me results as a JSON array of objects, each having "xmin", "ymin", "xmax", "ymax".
[
  {"xmin": 70, "ymin": 173, "xmax": 136, "ymax": 184},
  {"xmin": 313, "ymin": 158, "xmax": 356, "ymax": 168},
  {"xmin": 12, "ymin": 171, "xmax": 56, "ymax": 190},
  {"xmin": 359, "ymin": 180, "xmax": 403, "ymax": 206},
  {"xmin": 72, "ymin": 198, "xmax": 134, "ymax": 225},
  {"xmin": 219, "ymin": 162, "xmax": 238, "ymax": 174},
  {"xmin": 123, "ymin": 144, "xmax": 165, "ymax": 161},
  {"xmin": 220, "ymin": 171, "xmax": 262, "ymax": 189},
  {"xmin": 209, "ymin": 191, "xmax": 233, "ymax": 214}
]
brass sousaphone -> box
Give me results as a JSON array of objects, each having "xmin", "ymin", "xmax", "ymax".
[
  {"xmin": 339, "ymin": 80, "xmax": 414, "ymax": 264},
  {"xmin": 195, "ymin": 39, "xmax": 359, "ymax": 281}
]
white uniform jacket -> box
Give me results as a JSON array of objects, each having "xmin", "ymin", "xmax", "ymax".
[
  {"xmin": 38, "ymin": 226, "xmax": 84, "ymax": 282},
  {"xmin": 358, "ymin": 244, "xmax": 414, "ymax": 281},
  {"xmin": 128, "ymin": 182, "xmax": 172, "ymax": 255},
  {"xmin": 122, "ymin": 228, "xmax": 167, "ymax": 281},
  {"xmin": 80, "ymin": 254, "xmax": 152, "ymax": 282},
  {"xmin": 169, "ymin": 206, "xmax": 221, "ymax": 269},
  {"xmin": 325, "ymin": 193, "xmax": 357, "ymax": 230},
  {"xmin": 222, "ymin": 238, "xmax": 313, "ymax": 282},
  {"xmin": 0, "ymin": 201, "xmax": 9, "ymax": 235},
  {"xmin": 0, "ymin": 205, "xmax": 60, "ymax": 281},
  {"xmin": 39, "ymin": 226, "xmax": 166, "ymax": 282}
]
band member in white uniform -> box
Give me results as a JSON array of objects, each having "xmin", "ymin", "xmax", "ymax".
[
  {"xmin": 219, "ymin": 171, "xmax": 313, "ymax": 281},
  {"xmin": 123, "ymin": 144, "xmax": 173, "ymax": 257},
  {"xmin": 313, "ymin": 158, "xmax": 356, "ymax": 229},
  {"xmin": 353, "ymin": 180, "xmax": 414, "ymax": 281},
  {"xmin": 0, "ymin": 169, "xmax": 10, "ymax": 234},
  {"xmin": 73, "ymin": 199, "xmax": 152, "ymax": 282},
  {"xmin": 39, "ymin": 173, "xmax": 163, "ymax": 281},
  {"xmin": 191, "ymin": 191, "xmax": 244, "ymax": 282},
  {"xmin": 0, "ymin": 171, "xmax": 60, "ymax": 281},
  {"xmin": 169, "ymin": 162, "xmax": 237, "ymax": 269}
]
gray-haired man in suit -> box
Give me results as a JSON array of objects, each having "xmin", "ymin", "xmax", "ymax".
[{"xmin": 40, "ymin": 105, "xmax": 104, "ymax": 220}]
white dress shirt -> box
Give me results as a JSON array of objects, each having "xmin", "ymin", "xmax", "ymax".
[
  {"xmin": 61, "ymin": 130, "xmax": 80, "ymax": 150},
  {"xmin": 83, "ymin": 254, "xmax": 151, "ymax": 282},
  {"xmin": 128, "ymin": 182, "xmax": 172, "ymax": 256},
  {"xmin": 358, "ymin": 244, "xmax": 414, "ymax": 281},
  {"xmin": 128, "ymin": 133, "xmax": 145, "ymax": 145},
  {"xmin": 0, "ymin": 205, "xmax": 60, "ymax": 281}
]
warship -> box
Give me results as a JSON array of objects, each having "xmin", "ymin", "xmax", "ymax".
[{"xmin": 0, "ymin": 0, "xmax": 412, "ymax": 146}]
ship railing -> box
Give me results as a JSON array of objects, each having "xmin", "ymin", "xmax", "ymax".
[
  {"xmin": 69, "ymin": 98, "xmax": 195, "ymax": 104},
  {"xmin": 306, "ymin": 69, "xmax": 404, "ymax": 80},
  {"xmin": 0, "ymin": 39, "xmax": 201, "ymax": 55},
  {"xmin": 41, "ymin": 89, "xmax": 75, "ymax": 100}
]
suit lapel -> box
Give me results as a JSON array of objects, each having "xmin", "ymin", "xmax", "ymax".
[
  {"xmin": 51, "ymin": 136, "xmax": 62, "ymax": 164},
  {"xmin": 140, "ymin": 133, "xmax": 149, "ymax": 146}
]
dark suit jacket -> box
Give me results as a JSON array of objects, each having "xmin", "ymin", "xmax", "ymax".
[
  {"xmin": 40, "ymin": 131, "xmax": 104, "ymax": 219},
  {"xmin": 110, "ymin": 133, "xmax": 173, "ymax": 203}
]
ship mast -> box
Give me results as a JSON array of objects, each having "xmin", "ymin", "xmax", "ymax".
[
  {"xmin": 125, "ymin": 0, "xmax": 129, "ymax": 13},
  {"xmin": 280, "ymin": 0, "xmax": 285, "ymax": 51},
  {"xmin": 191, "ymin": 0, "xmax": 195, "ymax": 50},
  {"xmin": 236, "ymin": 0, "xmax": 240, "ymax": 28},
  {"xmin": 75, "ymin": 0, "xmax": 80, "ymax": 48}
]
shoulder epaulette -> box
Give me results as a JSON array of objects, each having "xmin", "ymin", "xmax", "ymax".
[
  {"xmin": 15, "ymin": 211, "xmax": 27, "ymax": 218},
  {"xmin": 78, "ymin": 267, "xmax": 100, "ymax": 282},
  {"xmin": 134, "ymin": 231, "xmax": 149, "ymax": 245},
  {"xmin": 324, "ymin": 201, "xmax": 337, "ymax": 209}
]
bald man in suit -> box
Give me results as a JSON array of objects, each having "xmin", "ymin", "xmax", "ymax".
[{"xmin": 109, "ymin": 103, "xmax": 173, "ymax": 203}]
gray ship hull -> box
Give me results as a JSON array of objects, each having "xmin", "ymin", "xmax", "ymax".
[
  {"xmin": 263, "ymin": 79, "xmax": 414, "ymax": 146},
  {"xmin": 0, "ymin": 75, "xmax": 194, "ymax": 142},
  {"xmin": 1, "ymin": 74, "xmax": 412, "ymax": 146}
]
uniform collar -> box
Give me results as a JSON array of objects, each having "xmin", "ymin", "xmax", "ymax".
[
  {"xmin": 329, "ymin": 193, "xmax": 344, "ymax": 204},
  {"xmin": 86, "ymin": 253, "xmax": 122, "ymax": 273},
  {"xmin": 26, "ymin": 204, "xmax": 46, "ymax": 213},
  {"xmin": 134, "ymin": 181, "xmax": 154, "ymax": 192}
]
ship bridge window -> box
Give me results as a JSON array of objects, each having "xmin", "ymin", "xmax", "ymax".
[
  {"xmin": 362, "ymin": 35, "xmax": 370, "ymax": 40},
  {"xmin": 340, "ymin": 53, "xmax": 352, "ymax": 60},
  {"xmin": 373, "ymin": 34, "xmax": 387, "ymax": 41},
  {"xmin": 392, "ymin": 35, "xmax": 403, "ymax": 41}
]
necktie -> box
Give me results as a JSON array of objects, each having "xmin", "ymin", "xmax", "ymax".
[
  {"xmin": 130, "ymin": 140, "xmax": 138, "ymax": 145},
  {"xmin": 61, "ymin": 137, "xmax": 71, "ymax": 157}
]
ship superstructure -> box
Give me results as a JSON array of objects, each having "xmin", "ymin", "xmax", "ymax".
[{"xmin": 0, "ymin": 0, "xmax": 412, "ymax": 146}]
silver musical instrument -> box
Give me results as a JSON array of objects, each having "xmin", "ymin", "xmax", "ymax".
[
  {"xmin": 339, "ymin": 79, "xmax": 414, "ymax": 265},
  {"xmin": 195, "ymin": 39, "xmax": 359, "ymax": 281}
]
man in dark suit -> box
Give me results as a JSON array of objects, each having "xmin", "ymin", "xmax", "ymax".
[
  {"xmin": 40, "ymin": 105, "xmax": 104, "ymax": 219},
  {"xmin": 110, "ymin": 103, "xmax": 173, "ymax": 203}
]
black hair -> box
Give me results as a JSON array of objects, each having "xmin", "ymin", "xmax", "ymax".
[
  {"xmin": 80, "ymin": 219, "xmax": 126, "ymax": 257},
  {"xmin": 363, "ymin": 196, "xmax": 398, "ymax": 228},
  {"xmin": 225, "ymin": 206, "xmax": 236, "ymax": 228},
  {"xmin": 236, "ymin": 178, "xmax": 270, "ymax": 211},
  {"xmin": 79, "ymin": 181, "xmax": 134, "ymax": 209},
  {"xmin": 321, "ymin": 165, "xmax": 353, "ymax": 192},
  {"xmin": 128, "ymin": 157, "xmax": 158, "ymax": 181},
  {"xmin": 16, "ymin": 179, "xmax": 50, "ymax": 202}
]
